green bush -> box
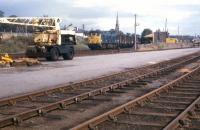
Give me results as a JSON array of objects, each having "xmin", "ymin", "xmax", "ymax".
[
  {"xmin": 158, "ymin": 44, "xmax": 165, "ymax": 49},
  {"xmin": 0, "ymin": 36, "xmax": 33, "ymax": 53}
]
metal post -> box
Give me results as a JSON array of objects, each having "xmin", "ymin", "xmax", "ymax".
[
  {"xmin": 165, "ymin": 18, "xmax": 167, "ymax": 32},
  {"xmin": 178, "ymin": 25, "xmax": 180, "ymax": 43},
  {"xmin": 25, "ymin": 25, "xmax": 27, "ymax": 36},
  {"xmin": 134, "ymin": 14, "xmax": 137, "ymax": 51},
  {"xmin": 178, "ymin": 25, "xmax": 180, "ymax": 36},
  {"xmin": 118, "ymin": 33, "xmax": 120, "ymax": 52}
]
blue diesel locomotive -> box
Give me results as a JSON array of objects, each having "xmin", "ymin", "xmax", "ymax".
[{"xmin": 87, "ymin": 29, "xmax": 134, "ymax": 50}]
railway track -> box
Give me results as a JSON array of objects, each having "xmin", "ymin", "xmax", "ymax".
[
  {"xmin": 1, "ymin": 47, "xmax": 194, "ymax": 59},
  {"xmin": 71, "ymin": 65, "xmax": 200, "ymax": 130},
  {"xmin": 0, "ymin": 52, "xmax": 200, "ymax": 129},
  {"xmin": 164, "ymin": 91, "xmax": 200, "ymax": 129},
  {"xmin": 0, "ymin": 48, "xmax": 133, "ymax": 59},
  {"xmin": 75, "ymin": 47, "xmax": 195, "ymax": 57}
]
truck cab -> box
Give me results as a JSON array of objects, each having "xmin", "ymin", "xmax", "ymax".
[{"xmin": 26, "ymin": 30, "xmax": 76, "ymax": 61}]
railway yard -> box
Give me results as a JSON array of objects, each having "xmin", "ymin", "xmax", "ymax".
[
  {"xmin": 0, "ymin": 48, "xmax": 199, "ymax": 130},
  {"xmin": 1, "ymin": 1, "xmax": 200, "ymax": 129}
]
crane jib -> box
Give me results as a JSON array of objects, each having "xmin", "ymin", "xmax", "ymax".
[{"xmin": 0, "ymin": 17, "xmax": 61, "ymax": 30}]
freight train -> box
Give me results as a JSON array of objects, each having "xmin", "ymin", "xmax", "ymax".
[{"xmin": 87, "ymin": 29, "xmax": 134, "ymax": 50}]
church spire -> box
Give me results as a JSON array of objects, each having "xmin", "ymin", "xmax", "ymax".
[{"xmin": 115, "ymin": 12, "xmax": 119, "ymax": 32}]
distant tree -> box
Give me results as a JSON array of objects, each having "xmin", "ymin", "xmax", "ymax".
[
  {"xmin": 43, "ymin": 15, "xmax": 48, "ymax": 17},
  {"xmin": 0, "ymin": 10, "xmax": 4, "ymax": 31},
  {"xmin": 141, "ymin": 29, "xmax": 152, "ymax": 37},
  {"xmin": 0, "ymin": 10, "xmax": 4, "ymax": 17},
  {"xmin": 9, "ymin": 15, "xmax": 17, "ymax": 17},
  {"xmin": 141, "ymin": 28, "xmax": 153, "ymax": 44}
]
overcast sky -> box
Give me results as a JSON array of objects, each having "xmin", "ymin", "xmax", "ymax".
[{"xmin": 0, "ymin": 0, "xmax": 200, "ymax": 35}]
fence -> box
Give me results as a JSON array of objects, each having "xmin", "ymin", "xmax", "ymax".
[{"xmin": 0, "ymin": 32, "xmax": 33, "ymax": 40}]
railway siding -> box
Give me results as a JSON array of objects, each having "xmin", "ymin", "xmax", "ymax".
[{"xmin": 70, "ymin": 66, "xmax": 200, "ymax": 130}]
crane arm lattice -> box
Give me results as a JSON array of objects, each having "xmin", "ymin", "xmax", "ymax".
[{"xmin": 0, "ymin": 17, "xmax": 61, "ymax": 30}]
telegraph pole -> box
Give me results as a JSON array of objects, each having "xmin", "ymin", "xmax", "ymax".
[
  {"xmin": 178, "ymin": 25, "xmax": 180, "ymax": 36},
  {"xmin": 25, "ymin": 25, "xmax": 27, "ymax": 36},
  {"xmin": 134, "ymin": 14, "xmax": 137, "ymax": 51},
  {"xmin": 115, "ymin": 12, "xmax": 120, "ymax": 52},
  {"xmin": 165, "ymin": 18, "xmax": 167, "ymax": 32}
]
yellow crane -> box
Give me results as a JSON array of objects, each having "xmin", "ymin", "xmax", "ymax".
[{"xmin": 0, "ymin": 17, "xmax": 76, "ymax": 61}]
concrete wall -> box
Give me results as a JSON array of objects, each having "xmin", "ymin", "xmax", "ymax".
[{"xmin": 138, "ymin": 42, "xmax": 194, "ymax": 51}]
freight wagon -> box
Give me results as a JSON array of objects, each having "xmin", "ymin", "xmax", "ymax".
[{"xmin": 87, "ymin": 29, "xmax": 134, "ymax": 50}]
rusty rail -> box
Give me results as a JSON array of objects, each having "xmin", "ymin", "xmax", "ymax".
[
  {"xmin": 70, "ymin": 66, "xmax": 200, "ymax": 130},
  {"xmin": 163, "ymin": 96, "xmax": 200, "ymax": 130}
]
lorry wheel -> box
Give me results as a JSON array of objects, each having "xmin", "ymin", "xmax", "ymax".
[
  {"xmin": 50, "ymin": 48, "xmax": 59, "ymax": 61},
  {"xmin": 45, "ymin": 56, "xmax": 51, "ymax": 61},
  {"xmin": 26, "ymin": 46, "xmax": 38, "ymax": 58},
  {"xmin": 63, "ymin": 49, "xmax": 74, "ymax": 60}
]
